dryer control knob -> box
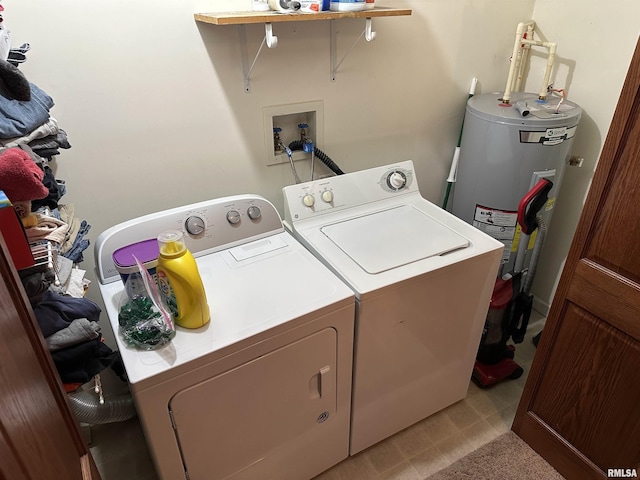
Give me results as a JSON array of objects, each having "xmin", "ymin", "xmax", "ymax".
[
  {"xmin": 387, "ymin": 171, "xmax": 407, "ymax": 190},
  {"xmin": 226, "ymin": 210, "xmax": 241, "ymax": 224},
  {"xmin": 185, "ymin": 216, "xmax": 206, "ymax": 236},
  {"xmin": 303, "ymin": 194, "xmax": 315, "ymax": 207},
  {"xmin": 247, "ymin": 205, "xmax": 261, "ymax": 220},
  {"xmin": 321, "ymin": 190, "xmax": 334, "ymax": 203}
]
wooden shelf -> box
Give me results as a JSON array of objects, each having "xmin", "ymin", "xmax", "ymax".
[
  {"xmin": 194, "ymin": 6, "xmax": 412, "ymax": 92},
  {"xmin": 194, "ymin": 7, "xmax": 412, "ymax": 26}
]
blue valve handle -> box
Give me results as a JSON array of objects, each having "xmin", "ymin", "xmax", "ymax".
[{"xmin": 303, "ymin": 140, "xmax": 314, "ymax": 153}]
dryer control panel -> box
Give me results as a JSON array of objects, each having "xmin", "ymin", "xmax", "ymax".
[
  {"xmin": 95, "ymin": 195, "xmax": 284, "ymax": 284},
  {"xmin": 283, "ymin": 160, "xmax": 417, "ymax": 223}
]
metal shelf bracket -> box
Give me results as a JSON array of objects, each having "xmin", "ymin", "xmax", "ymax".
[
  {"xmin": 330, "ymin": 17, "xmax": 375, "ymax": 82},
  {"xmin": 239, "ymin": 23, "xmax": 279, "ymax": 93}
]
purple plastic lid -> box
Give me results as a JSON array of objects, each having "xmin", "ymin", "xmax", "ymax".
[{"xmin": 112, "ymin": 238, "xmax": 159, "ymax": 268}]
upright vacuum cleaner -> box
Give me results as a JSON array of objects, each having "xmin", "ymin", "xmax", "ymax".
[{"xmin": 472, "ymin": 178, "xmax": 553, "ymax": 388}]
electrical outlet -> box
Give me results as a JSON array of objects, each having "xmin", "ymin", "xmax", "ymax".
[{"xmin": 263, "ymin": 101, "xmax": 324, "ymax": 166}]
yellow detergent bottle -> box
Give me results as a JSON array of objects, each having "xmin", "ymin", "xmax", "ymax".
[{"xmin": 156, "ymin": 230, "xmax": 210, "ymax": 329}]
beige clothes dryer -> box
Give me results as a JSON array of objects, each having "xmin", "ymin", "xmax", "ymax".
[{"xmin": 95, "ymin": 195, "xmax": 355, "ymax": 480}]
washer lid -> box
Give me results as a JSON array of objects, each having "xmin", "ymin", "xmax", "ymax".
[{"xmin": 320, "ymin": 205, "xmax": 470, "ymax": 274}]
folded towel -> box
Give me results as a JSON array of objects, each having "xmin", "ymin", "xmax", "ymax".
[{"xmin": 25, "ymin": 212, "xmax": 69, "ymax": 244}]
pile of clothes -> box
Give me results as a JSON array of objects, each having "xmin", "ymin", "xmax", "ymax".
[
  {"xmin": 0, "ymin": 150, "xmax": 118, "ymax": 389},
  {"xmin": 0, "ymin": 142, "xmax": 92, "ymax": 290},
  {"xmin": 0, "ymin": 56, "xmax": 71, "ymax": 157},
  {"xmin": 0, "ymin": 49, "xmax": 91, "ymax": 276},
  {"xmin": 0, "ymin": 37, "xmax": 120, "ymax": 389},
  {"xmin": 33, "ymin": 291, "xmax": 122, "ymax": 389}
]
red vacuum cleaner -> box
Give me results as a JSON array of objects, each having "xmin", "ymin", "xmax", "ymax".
[{"xmin": 472, "ymin": 178, "xmax": 553, "ymax": 388}]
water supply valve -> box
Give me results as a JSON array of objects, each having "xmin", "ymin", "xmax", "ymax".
[
  {"xmin": 303, "ymin": 138, "xmax": 314, "ymax": 153},
  {"xmin": 298, "ymin": 123, "xmax": 308, "ymax": 143},
  {"xmin": 273, "ymin": 127, "xmax": 283, "ymax": 153}
]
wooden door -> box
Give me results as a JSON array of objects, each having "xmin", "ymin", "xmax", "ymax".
[
  {"xmin": 512, "ymin": 37, "xmax": 640, "ymax": 479},
  {"xmin": 0, "ymin": 233, "xmax": 101, "ymax": 480}
]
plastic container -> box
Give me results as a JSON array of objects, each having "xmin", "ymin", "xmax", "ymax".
[
  {"xmin": 269, "ymin": 0, "xmax": 301, "ymax": 11},
  {"xmin": 253, "ymin": 0, "xmax": 270, "ymax": 11},
  {"xmin": 299, "ymin": 0, "xmax": 324, "ymax": 12},
  {"xmin": 156, "ymin": 230, "xmax": 210, "ymax": 329},
  {"xmin": 365, "ymin": 0, "xmax": 375, "ymax": 9},
  {"xmin": 112, "ymin": 239, "xmax": 159, "ymax": 299},
  {"xmin": 330, "ymin": 0, "xmax": 366, "ymax": 11}
]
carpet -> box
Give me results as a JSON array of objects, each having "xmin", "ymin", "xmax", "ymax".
[{"xmin": 425, "ymin": 431, "xmax": 565, "ymax": 480}]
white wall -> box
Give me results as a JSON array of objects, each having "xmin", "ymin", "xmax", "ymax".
[
  {"xmin": 525, "ymin": 1, "xmax": 640, "ymax": 313},
  {"xmin": 6, "ymin": 1, "xmax": 637, "ymax": 347},
  {"xmin": 7, "ymin": 0, "xmax": 536, "ymax": 346}
]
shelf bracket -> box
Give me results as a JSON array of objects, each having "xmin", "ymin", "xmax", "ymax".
[
  {"xmin": 330, "ymin": 17, "xmax": 376, "ymax": 82},
  {"xmin": 239, "ymin": 23, "xmax": 279, "ymax": 93},
  {"xmin": 364, "ymin": 17, "xmax": 377, "ymax": 42}
]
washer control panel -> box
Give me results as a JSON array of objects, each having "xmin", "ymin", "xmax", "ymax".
[
  {"xmin": 321, "ymin": 190, "xmax": 334, "ymax": 203},
  {"xmin": 96, "ymin": 195, "xmax": 283, "ymax": 284},
  {"xmin": 283, "ymin": 160, "xmax": 418, "ymax": 224}
]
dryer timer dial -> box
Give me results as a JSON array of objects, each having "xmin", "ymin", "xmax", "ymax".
[{"xmin": 185, "ymin": 216, "xmax": 206, "ymax": 235}]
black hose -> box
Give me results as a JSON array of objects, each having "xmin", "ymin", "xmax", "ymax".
[{"xmin": 287, "ymin": 140, "xmax": 345, "ymax": 176}]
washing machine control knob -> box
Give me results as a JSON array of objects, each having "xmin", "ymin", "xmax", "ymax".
[
  {"xmin": 185, "ymin": 216, "xmax": 206, "ymax": 236},
  {"xmin": 321, "ymin": 190, "xmax": 334, "ymax": 203},
  {"xmin": 387, "ymin": 171, "xmax": 407, "ymax": 190},
  {"xmin": 303, "ymin": 194, "xmax": 315, "ymax": 207},
  {"xmin": 226, "ymin": 210, "xmax": 241, "ymax": 224},
  {"xmin": 247, "ymin": 205, "xmax": 261, "ymax": 220}
]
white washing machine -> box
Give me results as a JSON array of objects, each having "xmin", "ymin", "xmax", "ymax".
[
  {"xmin": 94, "ymin": 195, "xmax": 355, "ymax": 480},
  {"xmin": 283, "ymin": 161, "xmax": 503, "ymax": 454}
]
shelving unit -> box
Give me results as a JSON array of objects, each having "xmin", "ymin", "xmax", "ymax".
[
  {"xmin": 194, "ymin": 7, "xmax": 412, "ymax": 25},
  {"xmin": 194, "ymin": 7, "xmax": 412, "ymax": 91}
]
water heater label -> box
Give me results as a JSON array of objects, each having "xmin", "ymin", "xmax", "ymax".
[
  {"xmin": 519, "ymin": 124, "xmax": 577, "ymax": 145},
  {"xmin": 546, "ymin": 127, "xmax": 567, "ymax": 138},
  {"xmin": 473, "ymin": 205, "xmax": 517, "ymax": 264}
]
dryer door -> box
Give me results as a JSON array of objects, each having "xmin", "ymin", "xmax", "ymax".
[{"xmin": 169, "ymin": 327, "xmax": 341, "ymax": 480}]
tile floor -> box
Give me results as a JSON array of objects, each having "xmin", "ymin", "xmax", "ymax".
[{"xmin": 88, "ymin": 313, "xmax": 544, "ymax": 480}]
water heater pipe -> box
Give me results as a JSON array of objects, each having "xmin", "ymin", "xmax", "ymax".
[
  {"xmin": 514, "ymin": 23, "xmax": 535, "ymax": 92},
  {"xmin": 536, "ymin": 40, "xmax": 557, "ymax": 100},
  {"xmin": 502, "ymin": 21, "xmax": 558, "ymax": 104},
  {"xmin": 503, "ymin": 21, "xmax": 535, "ymax": 104}
]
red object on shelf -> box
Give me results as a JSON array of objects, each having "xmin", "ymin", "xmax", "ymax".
[{"xmin": 0, "ymin": 191, "xmax": 34, "ymax": 270}]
